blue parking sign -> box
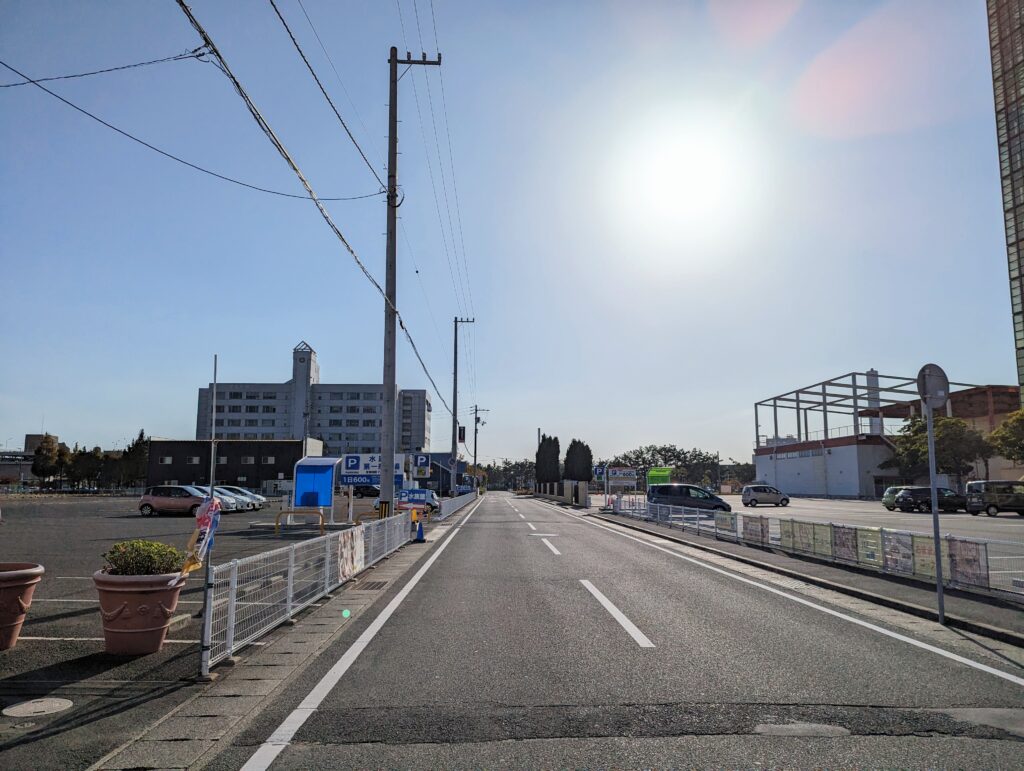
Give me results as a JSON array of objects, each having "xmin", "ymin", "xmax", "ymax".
[{"xmin": 344, "ymin": 455, "xmax": 360, "ymax": 471}]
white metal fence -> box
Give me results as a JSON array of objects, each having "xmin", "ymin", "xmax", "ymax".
[
  {"xmin": 614, "ymin": 500, "xmax": 1024, "ymax": 603},
  {"xmin": 202, "ymin": 511, "xmax": 411, "ymax": 674},
  {"xmin": 438, "ymin": 490, "xmax": 478, "ymax": 520}
]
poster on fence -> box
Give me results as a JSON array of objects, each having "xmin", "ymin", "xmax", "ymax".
[
  {"xmin": 884, "ymin": 532, "xmax": 913, "ymax": 574},
  {"xmin": 856, "ymin": 527, "xmax": 883, "ymax": 568},
  {"xmin": 741, "ymin": 515, "xmax": 767, "ymax": 545},
  {"xmin": 794, "ymin": 521, "xmax": 814, "ymax": 553},
  {"xmin": 779, "ymin": 519, "xmax": 794, "ymax": 550},
  {"xmin": 715, "ymin": 511, "xmax": 736, "ymax": 535},
  {"xmin": 833, "ymin": 526, "xmax": 858, "ymax": 563},
  {"xmin": 912, "ymin": 535, "xmax": 950, "ymax": 580},
  {"xmin": 949, "ymin": 538, "xmax": 989, "ymax": 588},
  {"xmin": 813, "ymin": 523, "xmax": 833, "ymax": 558},
  {"xmin": 338, "ymin": 527, "xmax": 366, "ymax": 581}
]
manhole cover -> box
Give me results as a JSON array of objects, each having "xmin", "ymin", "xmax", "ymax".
[
  {"xmin": 2, "ymin": 698, "xmax": 74, "ymax": 717},
  {"xmin": 358, "ymin": 580, "xmax": 389, "ymax": 591}
]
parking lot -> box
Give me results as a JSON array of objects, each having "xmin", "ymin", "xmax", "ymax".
[{"xmin": 0, "ymin": 494, "xmax": 352, "ymax": 768}]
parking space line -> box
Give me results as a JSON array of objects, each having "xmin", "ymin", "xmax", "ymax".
[
  {"xmin": 526, "ymin": 521, "xmax": 537, "ymax": 530},
  {"xmin": 579, "ymin": 580, "xmax": 654, "ymax": 648},
  {"xmin": 541, "ymin": 538, "xmax": 561, "ymax": 555}
]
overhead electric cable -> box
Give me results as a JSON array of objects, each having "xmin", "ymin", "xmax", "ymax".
[
  {"xmin": 266, "ymin": 0, "xmax": 386, "ymax": 189},
  {"xmin": 0, "ymin": 47, "xmax": 208, "ymax": 87},
  {"xmin": 174, "ymin": 0, "xmax": 453, "ymax": 417},
  {"xmin": 0, "ymin": 58, "xmax": 382, "ymax": 202}
]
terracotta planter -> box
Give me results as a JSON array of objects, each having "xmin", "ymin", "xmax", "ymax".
[
  {"xmin": 93, "ymin": 571, "xmax": 186, "ymax": 655},
  {"xmin": 0, "ymin": 563, "xmax": 44, "ymax": 651}
]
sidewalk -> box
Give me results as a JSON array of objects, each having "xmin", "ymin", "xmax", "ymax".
[{"xmin": 592, "ymin": 510, "xmax": 1024, "ymax": 641}]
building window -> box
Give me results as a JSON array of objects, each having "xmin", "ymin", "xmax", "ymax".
[
  {"xmin": 244, "ymin": 433, "xmax": 257, "ymax": 440},
  {"xmin": 215, "ymin": 405, "xmax": 224, "ymax": 413},
  {"xmin": 227, "ymin": 433, "xmax": 240, "ymax": 439},
  {"xmin": 346, "ymin": 419, "xmax": 359, "ymax": 427},
  {"xmin": 330, "ymin": 392, "xmax": 344, "ymax": 399},
  {"xmin": 215, "ymin": 419, "xmax": 224, "ymax": 427},
  {"xmin": 329, "ymin": 419, "xmax": 343, "ymax": 427},
  {"xmin": 262, "ymin": 391, "xmax": 277, "ymax": 399},
  {"xmin": 362, "ymin": 406, "xmax": 377, "ymax": 414},
  {"xmin": 158, "ymin": 456, "xmax": 173, "ymax": 465},
  {"xmin": 229, "ymin": 405, "xmax": 241, "ymax": 413},
  {"xmin": 245, "ymin": 392, "xmax": 259, "ymax": 399},
  {"xmin": 347, "ymin": 391, "xmax": 360, "ymax": 399},
  {"xmin": 229, "ymin": 391, "xmax": 243, "ymax": 399},
  {"xmin": 345, "ymin": 433, "xmax": 359, "ymax": 441},
  {"xmin": 186, "ymin": 456, "xmax": 200, "ymax": 465},
  {"xmin": 245, "ymin": 405, "xmax": 259, "ymax": 413},
  {"xmin": 261, "ymin": 419, "xmax": 275, "ymax": 427},
  {"xmin": 262, "ymin": 406, "xmax": 276, "ymax": 413},
  {"xmin": 227, "ymin": 419, "xmax": 241, "ymax": 427},
  {"xmin": 217, "ymin": 456, "xmax": 227, "ymax": 464},
  {"xmin": 241, "ymin": 456, "xmax": 255, "ymax": 465},
  {"xmin": 237, "ymin": 475, "xmax": 247, "ymax": 482},
  {"xmin": 345, "ymin": 406, "xmax": 360, "ymax": 413},
  {"xmin": 215, "ymin": 432, "xmax": 226, "ymax": 439},
  {"xmin": 216, "ymin": 391, "xmax": 226, "ymax": 399},
  {"xmin": 261, "ymin": 456, "xmax": 275, "ymax": 464},
  {"xmin": 362, "ymin": 391, "xmax": 379, "ymax": 400},
  {"xmin": 362, "ymin": 419, "xmax": 377, "ymax": 427},
  {"xmin": 245, "ymin": 419, "xmax": 258, "ymax": 427},
  {"xmin": 361, "ymin": 432, "xmax": 377, "ymax": 441},
  {"xmin": 329, "ymin": 406, "xmax": 344, "ymax": 413}
]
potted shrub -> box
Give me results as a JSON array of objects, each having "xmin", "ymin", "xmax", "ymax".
[
  {"xmin": 93, "ymin": 540, "xmax": 186, "ymax": 655},
  {"xmin": 0, "ymin": 563, "xmax": 45, "ymax": 650}
]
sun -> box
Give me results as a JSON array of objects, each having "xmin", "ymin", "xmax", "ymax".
[{"xmin": 605, "ymin": 108, "xmax": 761, "ymax": 254}]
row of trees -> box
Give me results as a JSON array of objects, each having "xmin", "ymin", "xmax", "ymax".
[
  {"xmin": 534, "ymin": 434, "xmax": 596, "ymax": 484},
  {"xmin": 28, "ymin": 430, "xmax": 149, "ymax": 489},
  {"xmin": 601, "ymin": 444, "xmax": 748, "ymax": 488},
  {"xmin": 884, "ymin": 411, "xmax": 1024, "ymax": 481}
]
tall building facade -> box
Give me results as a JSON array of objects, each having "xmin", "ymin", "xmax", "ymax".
[
  {"xmin": 196, "ymin": 341, "xmax": 431, "ymax": 457},
  {"xmin": 988, "ymin": 0, "xmax": 1024, "ymax": 401}
]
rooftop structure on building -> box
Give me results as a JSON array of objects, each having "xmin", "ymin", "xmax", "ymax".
[{"xmin": 196, "ymin": 342, "xmax": 430, "ymax": 457}]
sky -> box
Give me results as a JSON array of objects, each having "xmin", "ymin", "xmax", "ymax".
[{"xmin": 0, "ymin": 0, "xmax": 1015, "ymax": 464}]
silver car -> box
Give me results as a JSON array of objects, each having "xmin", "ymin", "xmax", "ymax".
[
  {"xmin": 188, "ymin": 485, "xmax": 247, "ymax": 512},
  {"xmin": 218, "ymin": 485, "xmax": 265, "ymax": 510},
  {"xmin": 742, "ymin": 484, "xmax": 789, "ymax": 507}
]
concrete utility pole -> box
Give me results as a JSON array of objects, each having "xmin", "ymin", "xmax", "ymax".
[
  {"xmin": 472, "ymin": 405, "xmax": 489, "ymax": 482},
  {"xmin": 381, "ymin": 46, "xmax": 441, "ymax": 516},
  {"xmin": 451, "ymin": 317, "xmax": 474, "ymax": 495}
]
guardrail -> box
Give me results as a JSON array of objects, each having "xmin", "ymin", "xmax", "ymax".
[
  {"xmin": 202, "ymin": 511, "xmax": 412, "ymax": 675},
  {"xmin": 438, "ymin": 490, "xmax": 478, "ymax": 520},
  {"xmin": 613, "ymin": 500, "xmax": 1024, "ymax": 603}
]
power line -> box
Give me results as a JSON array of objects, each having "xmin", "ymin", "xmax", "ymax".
[
  {"xmin": 266, "ymin": 0, "xmax": 386, "ymax": 190},
  {"xmin": 0, "ymin": 47, "xmax": 208, "ymax": 87},
  {"xmin": 0, "ymin": 57, "xmax": 383, "ymax": 202},
  {"xmin": 174, "ymin": 0, "xmax": 454, "ymax": 417}
]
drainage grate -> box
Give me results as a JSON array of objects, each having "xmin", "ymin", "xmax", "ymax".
[
  {"xmin": 3, "ymin": 698, "xmax": 74, "ymax": 718},
  {"xmin": 357, "ymin": 580, "xmax": 389, "ymax": 591}
]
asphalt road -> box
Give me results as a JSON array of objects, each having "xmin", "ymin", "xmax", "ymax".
[{"xmin": 206, "ymin": 492, "xmax": 1024, "ymax": 769}]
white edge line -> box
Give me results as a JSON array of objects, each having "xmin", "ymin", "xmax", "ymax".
[
  {"xmin": 240, "ymin": 495, "xmax": 484, "ymax": 771},
  {"xmin": 535, "ymin": 500, "xmax": 1024, "ymax": 688},
  {"xmin": 579, "ymin": 579, "xmax": 653, "ymax": 647},
  {"xmin": 541, "ymin": 537, "xmax": 561, "ymax": 556}
]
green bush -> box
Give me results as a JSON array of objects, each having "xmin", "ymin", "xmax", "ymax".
[{"xmin": 102, "ymin": 540, "xmax": 185, "ymax": 576}]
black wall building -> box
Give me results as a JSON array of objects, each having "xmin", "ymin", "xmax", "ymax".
[{"xmin": 146, "ymin": 439, "xmax": 320, "ymax": 492}]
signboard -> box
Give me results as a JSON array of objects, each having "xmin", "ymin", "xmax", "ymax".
[
  {"xmin": 593, "ymin": 465, "xmax": 606, "ymax": 481},
  {"xmin": 916, "ymin": 363, "xmax": 950, "ymax": 410},
  {"xmin": 949, "ymin": 538, "xmax": 989, "ymax": 588},
  {"xmin": 339, "ymin": 453, "xmax": 404, "ymax": 486},
  {"xmin": 338, "ymin": 527, "xmax": 365, "ymax": 581},
  {"xmin": 779, "ymin": 519, "xmax": 794, "ymax": 550},
  {"xmin": 607, "ymin": 467, "xmax": 637, "ymax": 487},
  {"xmin": 714, "ymin": 510, "xmax": 736, "ymax": 535},
  {"xmin": 833, "ymin": 525, "xmax": 858, "ymax": 562},
  {"xmin": 647, "ymin": 467, "xmax": 672, "ymax": 485},
  {"xmin": 884, "ymin": 532, "xmax": 914, "ymax": 574},
  {"xmin": 912, "ymin": 534, "xmax": 950, "ymax": 580},
  {"xmin": 813, "ymin": 523, "xmax": 833, "ymax": 558},
  {"xmin": 412, "ymin": 454, "xmax": 431, "ymax": 479},
  {"xmin": 856, "ymin": 527, "xmax": 883, "ymax": 568},
  {"xmin": 741, "ymin": 515, "xmax": 767, "ymax": 545},
  {"xmin": 794, "ymin": 521, "xmax": 814, "ymax": 554}
]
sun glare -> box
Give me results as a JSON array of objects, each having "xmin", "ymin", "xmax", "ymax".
[{"xmin": 605, "ymin": 109, "xmax": 761, "ymax": 255}]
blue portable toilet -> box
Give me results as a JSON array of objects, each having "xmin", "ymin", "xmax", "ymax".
[{"xmin": 291, "ymin": 456, "xmax": 345, "ymax": 522}]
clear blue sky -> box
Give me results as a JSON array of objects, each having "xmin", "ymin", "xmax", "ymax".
[{"xmin": 0, "ymin": 0, "xmax": 1014, "ymax": 463}]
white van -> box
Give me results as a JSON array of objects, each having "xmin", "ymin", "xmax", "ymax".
[{"xmin": 741, "ymin": 484, "xmax": 789, "ymax": 507}]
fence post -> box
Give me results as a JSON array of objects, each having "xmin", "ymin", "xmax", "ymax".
[
  {"xmin": 286, "ymin": 545, "xmax": 296, "ymax": 619},
  {"xmin": 225, "ymin": 560, "xmax": 238, "ymax": 657},
  {"xmin": 199, "ymin": 559, "xmax": 214, "ymax": 680},
  {"xmin": 324, "ymin": 535, "xmax": 333, "ymax": 594}
]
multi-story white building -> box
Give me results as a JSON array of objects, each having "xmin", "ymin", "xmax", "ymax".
[{"xmin": 196, "ymin": 341, "xmax": 431, "ymax": 457}]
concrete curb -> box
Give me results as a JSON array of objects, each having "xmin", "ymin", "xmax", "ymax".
[{"xmin": 590, "ymin": 512, "xmax": 1024, "ymax": 650}]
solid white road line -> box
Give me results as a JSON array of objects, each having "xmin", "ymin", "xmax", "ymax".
[
  {"xmin": 579, "ymin": 580, "xmax": 654, "ymax": 648},
  {"xmin": 526, "ymin": 522, "xmax": 537, "ymax": 531},
  {"xmin": 537, "ymin": 501, "xmax": 1024, "ymax": 688},
  {"xmin": 541, "ymin": 538, "xmax": 561, "ymax": 556},
  {"xmin": 240, "ymin": 496, "xmax": 484, "ymax": 771}
]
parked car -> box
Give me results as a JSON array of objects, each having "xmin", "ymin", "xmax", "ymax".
[
  {"xmin": 351, "ymin": 484, "xmax": 380, "ymax": 499},
  {"xmin": 217, "ymin": 485, "xmax": 266, "ymax": 510},
  {"xmin": 646, "ymin": 483, "xmax": 731, "ymax": 512},
  {"xmin": 881, "ymin": 486, "xmax": 910, "ymax": 511},
  {"xmin": 965, "ymin": 480, "xmax": 1024, "ymax": 517},
  {"xmin": 741, "ymin": 484, "xmax": 789, "ymax": 507},
  {"xmin": 894, "ymin": 486, "xmax": 965, "ymax": 513},
  {"xmin": 139, "ymin": 485, "xmax": 205, "ymax": 517},
  {"xmin": 187, "ymin": 485, "xmax": 247, "ymax": 512}
]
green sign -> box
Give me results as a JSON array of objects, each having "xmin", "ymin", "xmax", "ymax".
[{"xmin": 647, "ymin": 467, "xmax": 672, "ymax": 485}]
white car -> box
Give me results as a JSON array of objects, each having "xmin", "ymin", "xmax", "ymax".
[
  {"xmin": 217, "ymin": 485, "xmax": 265, "ymax": 510},
  {"xmin": 188, "ymin": 485, "xmax": 248, "ymax": 512}
]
